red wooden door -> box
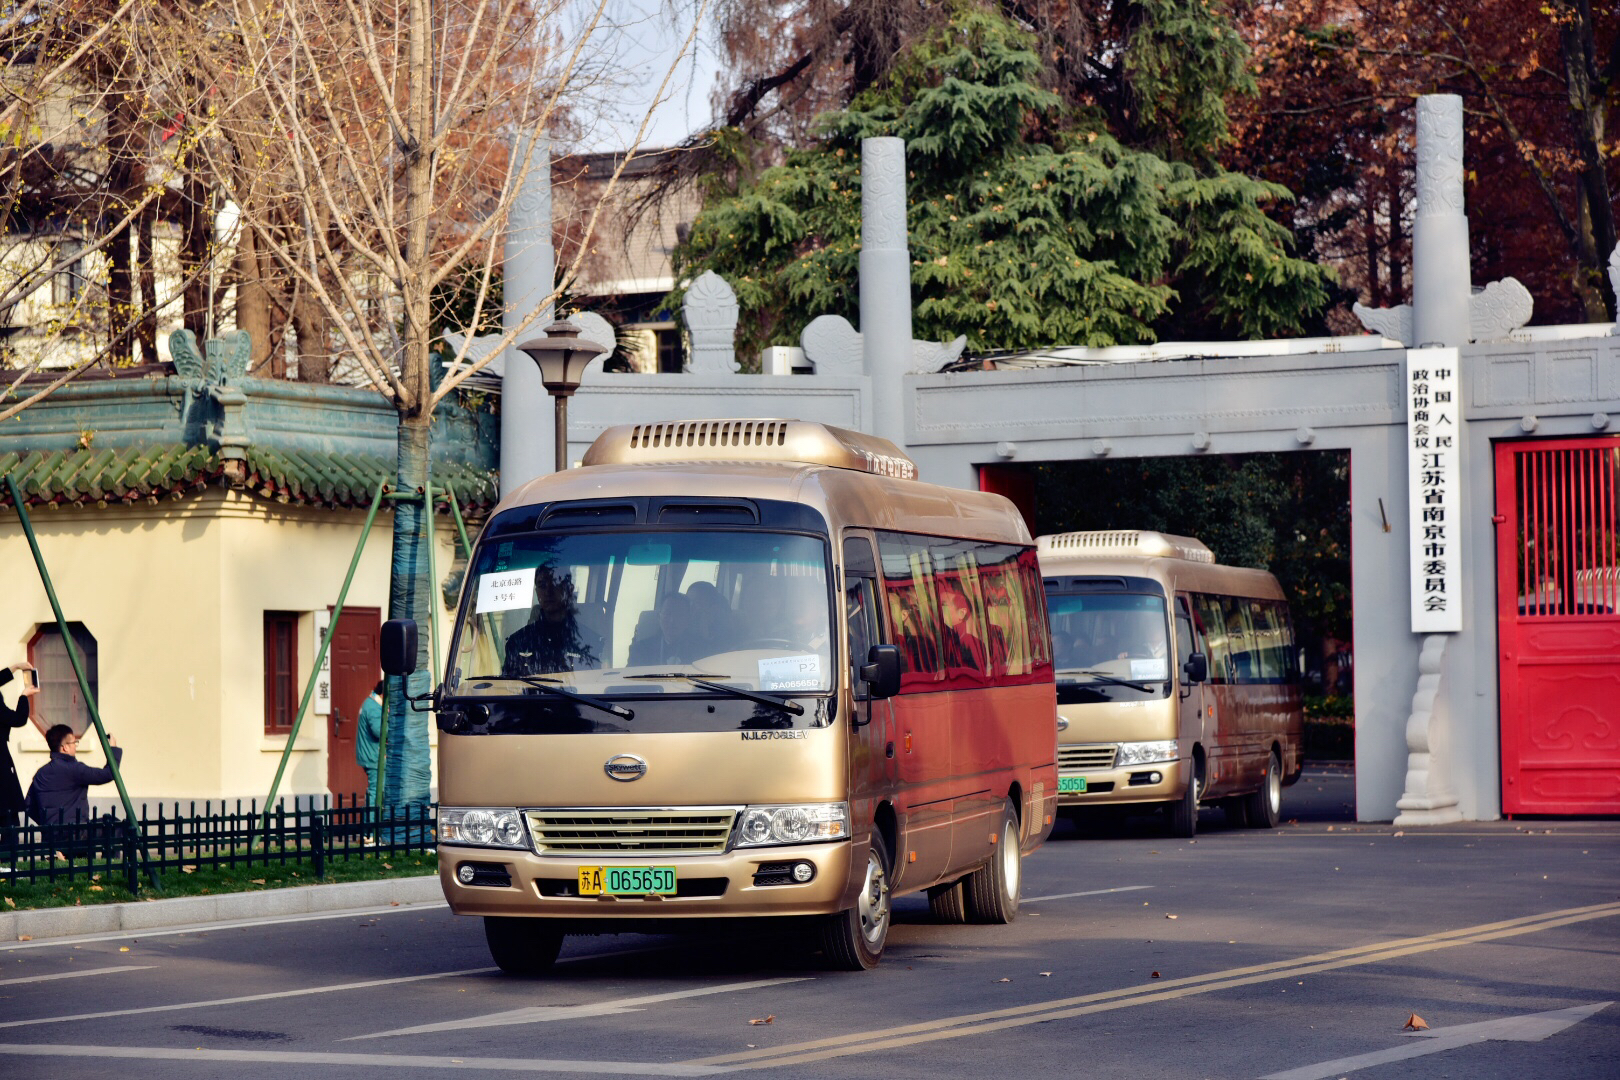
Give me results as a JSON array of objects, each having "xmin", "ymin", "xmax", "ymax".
[
  {"xmin": 1495, "ymin": 437, "xmax": 1620, "ymax": 815},
  {"xmin": 327, "ymin": 607, "xmax": 381, "ymax": 799}
]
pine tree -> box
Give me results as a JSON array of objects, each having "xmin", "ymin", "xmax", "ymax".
[{"xmin": 671, "ymin": 2, "xmax": 1332, "ymax": 361}]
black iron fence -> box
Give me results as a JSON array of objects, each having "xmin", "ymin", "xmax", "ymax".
[{"xmin": 3, "ymin": 797, "xmax": 436, "ymax": 894}]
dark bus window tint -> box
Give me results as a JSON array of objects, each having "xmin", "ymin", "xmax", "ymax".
[
  {"xmin": 1192, "ymin": 594, "xmax": 1230, "ymax": 682},
  {"xmin": 1221, "ymin": 596, "xmax": 1257, "ymax": 683},
  {"xmin": 845, "ymin": 576, "xmax": 878, "ymax": 699},
  {"xmin": 1017, "ymin": 548, "xmax": 1053, "ymax": 673},
  {"xmin": 877, "ymin": 532, "xmax": 943, "ymax": 690},
  {"xmin": 1175, "ymin": 597, "xmax": 1194, "ymax": 681}
]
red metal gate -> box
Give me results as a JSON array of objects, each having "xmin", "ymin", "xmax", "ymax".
[{"xmin": 1495, "ymin": 437, "xmax": 1620, "ymax": 815}]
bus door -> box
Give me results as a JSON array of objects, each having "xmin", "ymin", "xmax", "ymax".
[
  {"xmin": 1174, "ymin": 595, "xmax": 1209, "ymax": 769},
  {"xmin": 842, "ymin": 535, "xmax": 896, "ymax": 827}
]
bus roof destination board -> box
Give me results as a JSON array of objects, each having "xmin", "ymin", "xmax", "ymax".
[{"xmin": 1408, "ymin": 347, "xmax": 1462, "ymax": 633}]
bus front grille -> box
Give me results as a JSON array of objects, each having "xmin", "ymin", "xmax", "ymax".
[
  {"xmin": 1059, "ymin": 745, "xmax": 1117, "ymax": 771},
  {"xmin": 525, "ymin": 808, "xmax": 738, "ymax": 856}
]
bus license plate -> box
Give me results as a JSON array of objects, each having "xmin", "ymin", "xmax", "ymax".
[
  {"xmin": 578, "ymin": 865, "xmax": 677, "ymax": 896},
  {"xmin": 1058, "ymin": 777, "xmax": 1088, "ymax": 793}
]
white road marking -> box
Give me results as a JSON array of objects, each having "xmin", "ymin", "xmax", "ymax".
[
  {"xmin": 0, "ymin": 1044, "xmax": 729, "ymax": 1075},
  {"xmin": 348, "ymin": 976, "xmax": 814, "ymax": 1039},
  {"xmin": 1259, "ymin": 1002, "xmax": 1613, "ymax": 1080},
  {"xmin": 0, "ymin": 965, "xmax": 155, "ymax": 987},
  {"xmin": 1022, "ymin": 885, "xmax": 1153, "ymax": 903},
  {"xmin": 0, "ymin": 900, "xmax": 451, "ymax": 952},
  {"xmin": 0, "ymin": 966, "xmax": 497, "ymax": 1029}
]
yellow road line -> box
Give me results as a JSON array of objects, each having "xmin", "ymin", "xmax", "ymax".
[{"xmin": 693, "ymin": 900, "xmax": 1620, "ymax": 1070}]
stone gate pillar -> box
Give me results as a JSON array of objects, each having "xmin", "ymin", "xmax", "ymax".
[
  {"xmin": 860, "ymin": 137, "xmax": 912, "ymax": 452},
  {"xmin": 1412, "ymin": 96, "xmax": 1471, "ymax": 348},
  {"xmin": 501, "ymin": 134, "xmax": 556, "ymax": 495}
]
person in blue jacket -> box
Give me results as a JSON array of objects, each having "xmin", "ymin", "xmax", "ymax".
[
  {"xmin": 356, "ymin": 680, "xmax": 384, "ymax": 802},
  {"xmin": 25, "ymin": 724, "xmax": 122, "ymax": 826}
]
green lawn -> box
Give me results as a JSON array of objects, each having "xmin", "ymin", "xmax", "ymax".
[{"xmin": 4, "ymin": 851, "xmax": 438, "ymax": 912}]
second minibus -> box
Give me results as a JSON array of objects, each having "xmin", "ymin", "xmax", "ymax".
[
  {"xmin": 384, "ymin": 419, "xmax": 1058, "ymax": 972},
  {"xmin": 1037, "ymin": 530, "xmax": 1303, "ymax": 837}
]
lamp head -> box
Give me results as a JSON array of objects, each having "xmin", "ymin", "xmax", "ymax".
[{"xmin": 517, "ymin": 319, "xmax": 609, "ymax": 396}]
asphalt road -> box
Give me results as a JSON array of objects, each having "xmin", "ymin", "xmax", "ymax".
[{"xmin": 1, "ymin": 768, "xmax": 1615, "ymax": 1080}]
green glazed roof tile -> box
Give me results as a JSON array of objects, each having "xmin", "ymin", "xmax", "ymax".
[{"xmin": 2, "ymin": 443, "xmax": 497, "ymax": 512}]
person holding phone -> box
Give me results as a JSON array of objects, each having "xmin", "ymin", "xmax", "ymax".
[{"xmin": 1, "ymin": 661, "xmax": 39, "ymax": 860}]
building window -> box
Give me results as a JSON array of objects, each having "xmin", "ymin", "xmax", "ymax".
[
  {"xmin": 264, "ymin": 612, "xmax": 299, "ymax": 733},
  {"xmin": 28, "ymin": 623, "xmax": 98, "ymax": 736},
  {"xmin": 52, "ymin": 240, "xmax": 85, "ymax": 305}
]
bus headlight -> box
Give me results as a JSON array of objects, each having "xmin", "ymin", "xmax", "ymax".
[
  {"xmin": 1116, "ymin": 741, "xmax": 1178, "ymax": 767},
  {"xmin": 440, "ymin": 807, "xmax": 528, "ymax": 849},
  {"xmin": 734, "ymin": 803, "xmax": 849, "ymax": 848}
]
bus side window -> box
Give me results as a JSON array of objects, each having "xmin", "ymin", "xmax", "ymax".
[
  {"xmin": 1192, "ymin": 594, "xmax": 1230, "ymax": 683},
  {"xmin": 1249, "ymin": 600, "xmax": 1287, "ymax": 683},
  {"xmin": 1175, "ymin": 597, "xmax": 1195, "ymax": 683},
  {"xmin": 877, "ymin": 532, "xmax": 943, "ymax": 691},
  {"xmin": 842, "ymin": 537, "xmax": 881, "ymax": 700},
  {"xmin": 1222, "ymin": 595, "xmax": 1257, "ymax": 683}
]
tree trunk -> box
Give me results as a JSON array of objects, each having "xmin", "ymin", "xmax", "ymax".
[
  {"xmin": 383, "ymin": 410, "xmax": 435, "ymax": 819},
  {"xmin": 293, "ymin": 283, "xmax": 331, "ymax": 382},
  {"xmin": 137, "ymin": 203, "xmax": 157, "ymax": 364},
  {"xmin": 105, "ymin": 100, "xmax": 134, "ymax": 366},
  {"xmin": 235, "ymin": 224, "xmax": 279, "ymax": 376},
  {"xmin": 181, "ymin": 173, "xmax": 211, "ymax": 339},
  {"xmin": 1558, "ymin": 0, "xmax": 1615, "ymax": 320}
]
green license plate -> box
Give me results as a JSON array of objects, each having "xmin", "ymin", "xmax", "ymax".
[
  {"xmin": 578, "ymin": 865, "xmax": 677, "ymax": 896},
  {"xmin": 1058, "ymin": 776, "xmax": 1089, "ymax": 793}
]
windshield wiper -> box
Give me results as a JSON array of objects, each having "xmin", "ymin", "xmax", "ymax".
[
  {"xmin": 1063, "ymin": 669, "xmax": 1158, "ymax": 692},
  {"xmin": 623, "ymin": 672, "xmax": 805, "ymax": 716},
  {"xmin": 507, "ymin": 675, "xmax": 634, "ymax": 720}
]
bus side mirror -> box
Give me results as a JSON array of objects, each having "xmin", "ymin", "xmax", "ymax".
[
  {"xmin": 861, "ymin": 644, "xmax": 902, "ymax": 699},
  {"xmin": 381, "ymin": 619, "xmax": 420, "ymax": 676},
  {"xmin": 1182, "ymin": 652, "xmax": 1208, "ymax": 685}
]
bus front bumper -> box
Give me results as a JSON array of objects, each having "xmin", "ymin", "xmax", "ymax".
[
  {"xmin": 438, "ymin": 839, "xmax": 858, "ymax": 920},
  {"xmin": 1057, "ymin": 757, "xmax": 1189, "ymax": 808}
]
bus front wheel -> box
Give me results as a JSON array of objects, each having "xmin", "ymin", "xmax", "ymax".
[
  {"xmin": 484, "ymin": 917, "xmax": 564, "ymax": 976},
  {"xmin": 1169, "ymin": 768, "xmax": 1201, "ymax": 838},
  {"xmin": 819, "ymin": 832, "xmax": 892, "ymax": 970},
  {"xmin": 964, "ymin": 800, "xmax": 1022, "ymax": 924}
]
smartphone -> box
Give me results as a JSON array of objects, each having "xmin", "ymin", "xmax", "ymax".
[{"xmin": 28, "ymin": 669, "xmax": 37, "ymax": 687}]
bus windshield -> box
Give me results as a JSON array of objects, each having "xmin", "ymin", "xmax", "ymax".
[
  {"xmin": 448, "ymin": 530, "xmax": 833, "ymax": 697},
  {"xmin": 1047, "ymin": 592, "xmax": 1170, "ymax": 698}
]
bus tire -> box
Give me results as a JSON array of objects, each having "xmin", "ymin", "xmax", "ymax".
[
  {"xmin": 1168, "ymin": 769, "xmax": 1200, "ymax": 838},
  {"xmin": 928, "ymin": 880, "xmax": 967, "ymax": 923},
  {"xmin": 1244, "ymin": 750, "xmax": 1282, "ymax": 829},
  {"xmin": 819, "ymin": 831, "xmax": 891, "ymax": 970},
  {"xmin": 964, "ymin": 800, "xmax": 1022, "ymax": 924},
  {"xmin": 483, "ymin": 917, "xmax": 564, "ymax": 976}
]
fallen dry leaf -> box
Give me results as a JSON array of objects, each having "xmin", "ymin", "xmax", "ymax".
[
  {"xmin": 251, "ymin": 879, "xmax": 267, "ymax": 885},
  {"xmin": 119, "ymin": 946, "xmax": 129, "ymax": 952},
  {"xmin": 1165, "ymin": 914, "xmax": 1178, "ymax": 919},
  {"xmin": 1403, "ymin": 1014, "xmax": 1428, "ymax": 1031},
  {"xmin": 390, "ymin": 901, "xmax": 400, "ymax": 907},
  {"xmin": 748, "ymin": 1015, "xmax": 775, "ymax": 1026},
  {"xmin": 1150, "ymin": 971, "xmax": 1161, "ymax": 978},
  {"xmin": 997, "ymin": 977, "xmax": 1011, "ymax": 983},
  {"xmin": 181, "ymin": 866, "xmax": 196, "ymax": 874},
  {"xmin": 89, "ymin": 885, "xmax": 103, "ymax": 892},
  {"xmin": 3, "ymin": 898, "xmax": 13, "ymax": 908},
  {"xmin": 1039, "ymin": 971, "xmax": 1053, "ymax": 977},
  {"xmin": 16, "ymin": 935, "xmax": 31, "ymax": 941},
  {"xmin": 383, "ymin": 863, "xmax": 393, "ymax": 870},
  {"xmin": 1392, "ymin": 830, "xmax": 1405, "ymax": 837}
]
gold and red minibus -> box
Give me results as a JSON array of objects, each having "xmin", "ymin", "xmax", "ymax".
[
  {"xmin": 384, "ymin": 420, "xmax": 1057, "ymax": 972},
  {"xmin": 1037, "ymin": 531, "xmax": 1303, "ymax": 837}
]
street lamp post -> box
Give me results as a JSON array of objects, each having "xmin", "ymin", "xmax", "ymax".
[{"xmin": 518, "ymin": 320, "xmax": 609, "ymax": 473}]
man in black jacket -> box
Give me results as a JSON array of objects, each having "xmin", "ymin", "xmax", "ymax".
[{"xmin": 26, "ymin": 725, "xmax": 122, "ymax": 826}]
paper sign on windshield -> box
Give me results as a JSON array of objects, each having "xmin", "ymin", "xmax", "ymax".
[
  {"xmin": 1130, "ymin": 658, "xmax": 1168, "ymax": 681},
  {"xmin": 476, "ymin": 567, "xmax": 534, "ymax": 613},
  {"xmin": 759, "ymin": 654, "xmax": 822, "ymax": 692}
]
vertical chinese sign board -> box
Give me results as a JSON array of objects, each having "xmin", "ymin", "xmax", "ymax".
[{"xmin": 1407, "ymin": 347, "xmax": 1462, "ymax": 633}]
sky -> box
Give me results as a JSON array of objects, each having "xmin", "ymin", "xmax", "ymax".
[{"xmin": 567, "ymin": 0, "xmax": 724, "ymax": 154}]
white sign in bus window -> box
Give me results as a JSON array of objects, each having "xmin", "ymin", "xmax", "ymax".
[
  {"xmin": 759, "ymin": 654, "xmax": 822, "ymax": 692},
  {"xmin": 1130, "ymin": 658, "xmax": 1168, "ymax": 681},
  {"xmin": 476, "ymin": 567, "xmax": 536, "ymax": 613},
  {"xmin": 1407, "ymin": 347, "xmax": 1462, "ymax": 633}
]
